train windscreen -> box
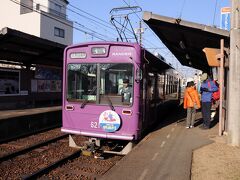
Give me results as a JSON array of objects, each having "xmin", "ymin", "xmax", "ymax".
[{"xmin": 67, "ymin": 63, "xmax": 133, "ymax": 106}]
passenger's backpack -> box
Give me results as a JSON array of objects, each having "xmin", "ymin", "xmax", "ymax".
[
  {"xmin": 208, "ymin": 81, "xmax": 220, "ymax": 101},
  {"xmin": 212, "ymin": 89, "xmax": 220, "ymax": 101}
]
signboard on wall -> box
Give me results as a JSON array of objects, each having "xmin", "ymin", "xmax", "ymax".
[
  {"xmin": 0, "ymin": 69, "xmax": 20, "ymax": 95},
  {"xmin": 33, "ymin": 65, "xmax": 62, "ymax": 92},
  {"xmin": 35, "ymin": 65, "xmax": 62, "ymax": 80},
  {"xmin": 31, "ymin": 79, "xmax": 61, "ymax": 92},
  {"xmin": 220, "ymin": 7, "xmax": 231, "ymax": 31}
]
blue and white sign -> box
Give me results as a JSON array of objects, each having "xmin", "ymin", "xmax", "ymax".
[
  {"xmin": 99, "ymin": 110, "xmax": 121, "ymax": 133},
  {"xmin": 220, "ymin": 7, "xmax": 231, "ymax": 31}
]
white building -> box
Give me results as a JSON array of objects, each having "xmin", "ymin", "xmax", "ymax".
[{"xmin": 0, "ymin": 0, "xmax": 73, "ymax": 45}]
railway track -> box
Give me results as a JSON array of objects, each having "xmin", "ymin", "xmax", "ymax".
[
  {"xmin": 23, "ymin": 150, "xmax": 82, "ymax": 180},
  {"xmin": 0, "ymin": 131, "xmax": 122, "ymax": 179},
  {"xmin": 0, "ymin": 134, "xmax": 68, "ymax": 162},
  {"xmin": 0, "ymin": 128, "xmax": 64, "ymax": 157}
]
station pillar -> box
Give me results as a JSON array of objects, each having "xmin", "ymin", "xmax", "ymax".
[{"xmin": 228, "ymin": 0, "xmax": 240, "ymax": 146}]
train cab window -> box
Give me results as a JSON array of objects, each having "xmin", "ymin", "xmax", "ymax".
[
  {"xmin": 67, "ymin": 64, "xmax": 97, "ymax": 102},
  {"xmin": 99, "ymin": 63, "xmax": 133, "ymax": 106}
]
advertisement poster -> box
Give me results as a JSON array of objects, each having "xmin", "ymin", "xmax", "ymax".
[
  {"xmin": 36, "ymin": 80, "xmax": 61, "ymax": 92},
  {"xmin": 35, "ymin": 65, "xmax": 62, "ymax": 80}
]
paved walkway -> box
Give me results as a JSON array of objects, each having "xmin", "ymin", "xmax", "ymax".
[
  {"xmin": 0, "ymin": 106, "xmax": 61, "ymax": 120},
  {"xmin": 101, "ymin": 111, "xmax": 218, "ymax": 180}
]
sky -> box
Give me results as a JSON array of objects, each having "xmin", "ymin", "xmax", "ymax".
[{"xmin": 67, "ymin": 0, "xmax": 230, "ymax": 77}]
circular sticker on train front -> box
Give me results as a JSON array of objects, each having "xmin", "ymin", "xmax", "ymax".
[{"xmin": 99, "ymin": 110, "xmax": 121, "ymax": 133}]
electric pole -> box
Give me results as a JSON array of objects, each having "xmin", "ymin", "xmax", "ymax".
[
  {"xmin": 139, "ymin": 20, "xmax": 143, "ymax": 46},
  {"xmin": 228, "ymin": 0, "xmax": 240, "ymax": 146}
]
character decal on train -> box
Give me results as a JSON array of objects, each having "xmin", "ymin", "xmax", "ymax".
[{"xmin": 99, "ymin": 110, "xmax": 121, "ymax": 133}]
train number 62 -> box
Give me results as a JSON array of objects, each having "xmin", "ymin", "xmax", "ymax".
[{"xmin": 90, "ymin": 121, "xmax": 98, "ymax": 128}]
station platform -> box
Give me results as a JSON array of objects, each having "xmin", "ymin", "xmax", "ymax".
[
  {"xmin": 101, "ymin": 110, "xmax": 219, "ymax": 180},
  {"xmin": 0, "ymin": 106, "xmax": 62, "ymax": 143}
]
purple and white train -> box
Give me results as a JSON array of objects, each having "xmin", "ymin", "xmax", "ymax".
[{"xmin": 61, "ymin": 42, "xmax": 181, "ymax": 154}]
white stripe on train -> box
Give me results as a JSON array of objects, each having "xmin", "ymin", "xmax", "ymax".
[{"xmin": 61, "ymin": 128, "xmax": 134, "ymax": 140}]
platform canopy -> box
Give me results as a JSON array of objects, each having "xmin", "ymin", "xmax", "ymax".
[
  {"xmin": 0, "ymin": 27, "xmax": 66, "ymax": 67},
  {"xmin": 143, "ymin": 12, "xmax": 230, "ymax": 72}
]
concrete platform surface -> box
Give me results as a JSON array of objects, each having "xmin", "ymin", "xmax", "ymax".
[
  {"xmin": 0, "ymin": 106, "xmax": 62, "ymax": 143},
  {"xmin": 0, "ymin": 106, "xmax": 61, "ymax": 120},
  {"xmin": 101, "ymin": 114, "xmax": 218, "ymax": 180}
]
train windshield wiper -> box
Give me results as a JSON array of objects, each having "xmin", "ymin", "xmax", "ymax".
[
  {"xmin": 80, "ymin": 86, "xmax": 97, "ymax": 109},
  {"xmin": 106, "ymin": 95, "xmax": 115, "ymax": 111}
]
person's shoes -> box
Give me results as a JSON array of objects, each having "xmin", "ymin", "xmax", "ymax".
[
  {"xmin": 186, "ymin": 126, "xmax": 190, "ymax": 129},
  {"xmin": 199, "ymin": 125, "xmax": 209, "ymax": 130},
  {"xmin": 190, "ymin": 125, "xmax": 194, "ymax": 128}
]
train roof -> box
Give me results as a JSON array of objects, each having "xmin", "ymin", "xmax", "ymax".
[
  {"xmin": 66, "ymin": 41, "xmax": 139, "ymax": 49},
  {"xmin": 66, "ymin": 41, "xmax": 173, "ymax": 72},
  {"xmin": 143, "ymin": 49, "xmax": 172, "ymax": 71}
]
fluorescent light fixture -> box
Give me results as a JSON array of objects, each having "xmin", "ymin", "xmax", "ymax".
[
  {"xmin": 108, "ymin": 69, "xmax": 127, "ymax": 72},
  {"xmin": 20, "ymin": 49, "xmax": 39, "ymax": 55},
  {"xmin": 179, "ymin": 41, "xmax": 186, "ymax": 50},
  {"xmin": 87, "ymin": 73, "xmax": 96, "ymax": 77}
]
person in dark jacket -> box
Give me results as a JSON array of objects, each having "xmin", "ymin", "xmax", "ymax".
[{"xmin": 200, "ymin": 73, "xmax": 218, "ymax": 129}]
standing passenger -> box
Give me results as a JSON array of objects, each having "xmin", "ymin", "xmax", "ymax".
[
  {"xmin": 183, "ymin": 81, "xmax": 201, "ymax": 128},
  {"xmin": 200, "ymin": 73, "xmax": 218, "ymax": 129}
]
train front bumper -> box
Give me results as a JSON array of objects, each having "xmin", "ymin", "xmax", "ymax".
[{"xmin": 61, "ymin": 128, "xmax": 134, "ymax": 141}]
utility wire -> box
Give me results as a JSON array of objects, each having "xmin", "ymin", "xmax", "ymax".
[
  {"xmin": 67, "ymin": 1, "xmax": 136, "ymax": 40},
  {"xmin": 48, "ymin": 0, "xmax": 118, "ymax": 39},
  {"xmin": 179, "ymin": 0, "xmax": 187, "ymax": 19},
  {"xmin": 51, "ymin": 0, "xmax": 137, "ymax": 41},
  {"xmin": 212, "ymin": 0, "xmax": 218, "ymax": 26},
  {"xmin": 9, "ymin": 0, "xmax": 109, "ymax": 41},
  {"xmin": 121, "ymin": 0, "xmax": 170, "ymax": 56}
]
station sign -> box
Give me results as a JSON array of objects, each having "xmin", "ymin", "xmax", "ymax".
[{"xmin": 220, "ymin": 7, "xmax": 231, "ymax": 31}]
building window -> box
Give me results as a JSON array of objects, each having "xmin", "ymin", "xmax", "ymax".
[
  {"xmin": 20, "ymin": 0, "xmax": 33, "ymax": 14},
  {"xmin": 54, "ymin": 27, "xmax": 65, "ymax": 38},
  {"xmin": 49, "ymin": 3, "xmax": 66, "ymax": 19},
  {"xmin": 54, "ymin": 3, "xmax": 62, "ymax": 13},
  {"xmin": 0, "ymin": 69, "xmax": 20, "ymax": 96}
]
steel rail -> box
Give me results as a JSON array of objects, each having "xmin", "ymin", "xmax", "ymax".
[
  {"xmin": 22, "ymin": 150, "xmax": 82, "ymax": 180},
  {"xmin": 0, "ymin": 134, "xmax": 68, "ymax": 162}
]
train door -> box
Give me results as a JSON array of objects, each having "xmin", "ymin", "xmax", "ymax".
[
  {"xmin": 140, "ymin": 63, "xmax": 148, "ymax": 134},
  {"xmin": 140, "ymin": 64, "xmax": 155, "ymax": 134},
  {"xmin": 144, "ymin": 70, "xmax": 156, "ymax": 128}
]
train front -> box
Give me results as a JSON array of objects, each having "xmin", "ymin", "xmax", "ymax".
[{"xmin": 61, "ymin": 42, "xmax": 142, "ymax": 143}]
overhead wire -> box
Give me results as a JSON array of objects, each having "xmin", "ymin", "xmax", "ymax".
[
  {"xmin": 48, "ymin": 0, "xmax": 118, "ymax": 40},
  {"xmin": 9, "ymin": 0, "xmax": 109, "ymax": 41},
  {"xmin": 123, "ymin": 0, "xmax": 187, "ymax": 74},
  {"xmin": 121, "ymin": 0, "xmax": 169, "ymax": 54},
  {"xmin": 179, "ymin": 0, "xmax": 187, "ymax": 19},
  {"xmin": 67, "ymin": 1, "xmax": 137, "ymax": 41},
  {"xmin": 212, "ymin": 0, "xmax": 218, "ymax": 26}
]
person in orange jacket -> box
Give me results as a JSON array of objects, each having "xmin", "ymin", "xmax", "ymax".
[{"xmin": 183, "ymin": 81, "xmax": 201, "ymax": 128}]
